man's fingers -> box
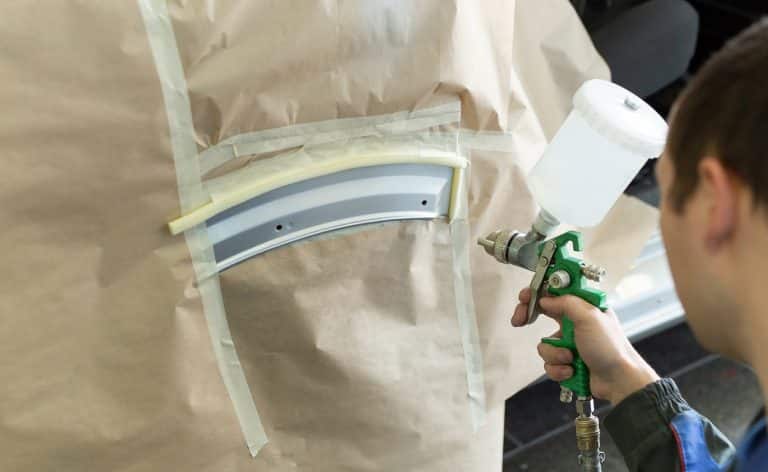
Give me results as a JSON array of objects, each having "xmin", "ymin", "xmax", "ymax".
[
  {"xmin": 544, "ymin": 363, "xmax": 573, "ymax": 382},
  {"xmin": 537, "ymin": 343, "xmax": 572, "ymax": 364},
  {"xmin": 518, "ymin": 287, "xmax": 532, "ymax": 304},
  {"xmin": 538, "ymin": 294, "xmax": 598, "ymax": 325},
  {"xmin": 511, "ymin": 303, "xmax": 529, "ymax": 327},
  {"xmin": 513, "ymin": 290, "xmax": 607, "ymax": 328}
]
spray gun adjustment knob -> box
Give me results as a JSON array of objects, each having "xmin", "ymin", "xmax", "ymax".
[
  {"xmin": 581, "ymin": 264, "xmax": 606, "ymax": 283},
  {"xmin": 548, "ymin": 270, "xmax": 571, "ymax": 289}
]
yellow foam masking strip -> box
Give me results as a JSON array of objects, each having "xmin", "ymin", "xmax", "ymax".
[{"xmin": 137, "ymin": 0, "xmax": 268, "ymax": 458}]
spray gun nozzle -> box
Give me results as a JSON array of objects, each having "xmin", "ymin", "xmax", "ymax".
[
  {"xmin": 477, "ymin": 229, "xmax": 516, "ymax": 265},
  {"xmin": 477, "ymin": 231, "xmax": 500, "ymax": 255},
  {"xmin": 478, "ymin": 210, "xmax": 560, "ymax": 271}
]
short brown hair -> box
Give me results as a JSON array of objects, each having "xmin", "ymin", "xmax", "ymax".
[{"xmin": 666, "ymin": 17, "xmax": 768, "ymax": 211}]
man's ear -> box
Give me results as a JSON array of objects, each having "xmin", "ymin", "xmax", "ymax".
[{"xmin": 698, "ymin": 157, "xmax": 737, "ymax": 252}]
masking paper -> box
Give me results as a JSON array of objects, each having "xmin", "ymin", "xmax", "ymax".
[{"xmin": 0, "ymin": 1, "xmax": 657, "ymax": 470}]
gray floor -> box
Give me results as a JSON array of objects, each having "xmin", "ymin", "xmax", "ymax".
[{"xmin": 503, "ymin": 356, "xmax": 763, "ymax": 471}]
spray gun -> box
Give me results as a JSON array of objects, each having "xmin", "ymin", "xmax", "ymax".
[
  {"xmin": 478, "ymin": 80, "xmax": 668, "ymax": 471},
  {"xmin": 479, "ymin": 219, "xmax": 608, "ymax": 469}
]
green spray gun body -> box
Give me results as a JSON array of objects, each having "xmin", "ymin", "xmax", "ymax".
[{"xmin": 536, "ymin": 231, "xmax": 607, "ymax": 399}]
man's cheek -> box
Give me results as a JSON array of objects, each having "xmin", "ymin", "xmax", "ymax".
[
  {"xmin": 660, "ymin": 211, "xmax": 686, "ymax": 290},
  {"xmin": 659, "ymin": 209, "xmax": 674, "ymax": 253}
]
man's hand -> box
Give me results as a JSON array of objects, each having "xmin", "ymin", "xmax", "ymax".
[{"xmin": 512, "ymin": 288, "xmax": 660, "ymax": 405}]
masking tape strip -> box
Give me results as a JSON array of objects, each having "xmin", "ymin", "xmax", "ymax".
[
  {"xmin": 137, "ymin": 0, "xmax": 268, "ymax": 457},
  {"xmin": 457, "ymin": 130, "xmax": 544, "ymax": 174},
  {"xmin": 449, "ymin": 163, "xmax": 487, "ymax": 430},
  {"xmin": 459, "ymin": 130, "xmax": 518, "ymax": 152},
  {"xmin": 198, "ymin": 102, "xmax": 461, "ymax": 175},
  {"xmin": 170, "ymin": 149, "xmax": 467, "ymax": 235}
]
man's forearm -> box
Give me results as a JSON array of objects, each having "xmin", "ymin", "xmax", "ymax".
[{"xmin": 605, "ymin": 378, "xmax": 736, "ymax": 471}]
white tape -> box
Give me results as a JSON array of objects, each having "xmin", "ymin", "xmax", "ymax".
[
  {"xmin": 458, "ymin": 129, "xmax": 543, "ymax": 174},
  {"xmin": 198, "ymin": 101, "xmax": 461, "ymax": 175},
  {"xmin": 137, "ymin": 0, "xmax": 268, "ymax": 457},
  {"xmin": 449, "ymin": 164, "xmax": 487, "ymax": 430}
]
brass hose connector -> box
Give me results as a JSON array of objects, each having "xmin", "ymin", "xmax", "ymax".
[{"xmin": 575, "ymin": 414, "xmax": 605, "ymax": 471}]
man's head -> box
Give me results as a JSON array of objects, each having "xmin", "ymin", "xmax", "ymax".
[{"xmin": 658, "ymin": 18, "xmax": 768, "ymax": 360}]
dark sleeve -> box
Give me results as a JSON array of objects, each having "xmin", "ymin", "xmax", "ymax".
[{"xmin": 604, "ymin": 378, "xmax": 736, "ymax": 471}]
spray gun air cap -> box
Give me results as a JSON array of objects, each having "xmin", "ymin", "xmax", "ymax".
[{"xmin": 527, "ymin": 79, "xmax": 668, "ymax": 227}]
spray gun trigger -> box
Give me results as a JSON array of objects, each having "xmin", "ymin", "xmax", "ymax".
[{"xmin": 526, "ymin": 240, "xmax": 557, "ymax": 325}]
